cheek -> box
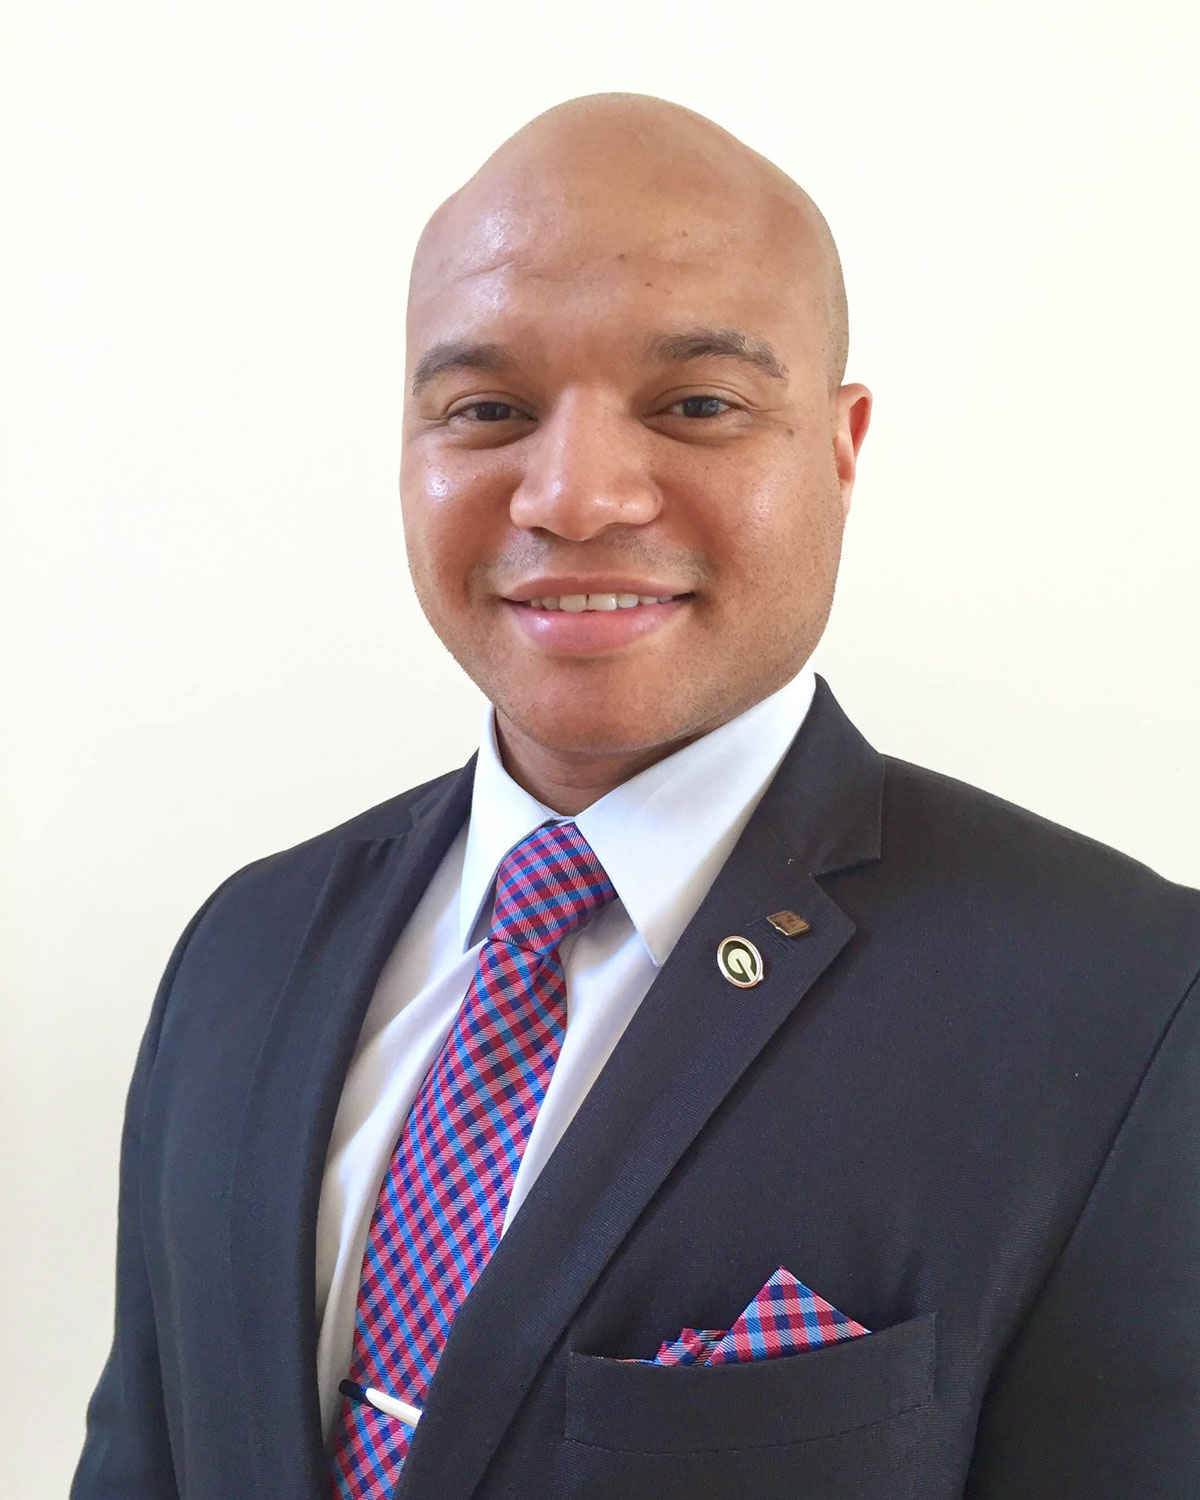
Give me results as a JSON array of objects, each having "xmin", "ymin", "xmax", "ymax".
[
  {"xmin": 401, "ymin": 449, "xmax": 454, "ymax": 542},
  {"xmin": 699, "ymin": 467, "xmax": 841, "ymax": 599},
  {"xmin": 401, "ymin": 453, "xmax": 501, "ymax": 589}
]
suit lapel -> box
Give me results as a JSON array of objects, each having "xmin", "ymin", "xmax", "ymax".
[
  {"xmin": 396, "ymin": 677, "xmax": 885, "ymax": 1500},
  {"xmin": 227, "ymin": 761, "xmax": 476, "ymax": 1497}
]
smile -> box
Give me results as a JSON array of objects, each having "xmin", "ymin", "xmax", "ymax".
[
  {"xmin": 503, "ymin": 594, "xmax": 692, "ymax": 653},
  {"xmin": 523, "ymin": 592, "xmax": 687, "ymax": 611}
]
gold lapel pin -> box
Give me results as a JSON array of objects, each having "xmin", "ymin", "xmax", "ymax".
[
  {"xmin": 767, "ymin": 910, "xmax": 810, "ymax": 937},
  {"xmin": 716, "ymin": 935, "xmax": 765, "ymax": 988}
]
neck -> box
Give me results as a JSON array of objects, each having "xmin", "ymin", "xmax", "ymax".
[{"xmin": 493, "ymin": 713, "xmax": 706, "ymax": 816}]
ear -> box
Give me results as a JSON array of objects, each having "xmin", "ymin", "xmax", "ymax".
[{"xmin": 832, "ymin": 383, "xmax": 872, "ymax": 518}]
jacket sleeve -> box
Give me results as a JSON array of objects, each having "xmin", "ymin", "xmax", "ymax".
[
  {"xmin": 70, "ymin": 879, "xmax": 238, "ymax": 1500},
  {"xmin": 965, "ymin": 965, "xmax": 1200, "ymax": 1499}
]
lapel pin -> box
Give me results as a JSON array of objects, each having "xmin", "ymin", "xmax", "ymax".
[
  {"xmin": 717, "ymin": 935, "xmax": 765, "ymax": 988},
  {"xmin": 767, "ymin": 910, "xmax": 810, "ymax": 937}
]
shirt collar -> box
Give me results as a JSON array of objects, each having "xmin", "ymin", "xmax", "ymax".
[{"xmin": 460, "ymin": 664, "xmax": 818, "ymax": 964}]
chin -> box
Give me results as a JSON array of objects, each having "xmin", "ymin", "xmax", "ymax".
[
  {"xmin": 525, "ymin": 713, "xmax": 678, "ymax": 761},
  {"xmin": 504, "ymin": 680, "xmax": 726, "ymax": 765}
]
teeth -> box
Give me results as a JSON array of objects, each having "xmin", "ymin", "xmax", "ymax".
[{"xmin": 526, "ymin": 593, "xmax": 681, "ymax": 611}]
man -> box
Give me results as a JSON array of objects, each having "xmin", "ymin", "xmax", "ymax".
[{"xmin": 73, "ymin": 92, "xmax": 1199, "ymax": 1500}]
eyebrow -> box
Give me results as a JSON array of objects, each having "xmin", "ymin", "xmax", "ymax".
[
  {"xmin": 410, "ymin": 340, "xmax": 515, "ymax": 398},
  {"xmin": 641, "ymin": 326, "xmax": 789, "ymax": 384},
  {"xmin": 409, "ymin": 324, "xmax": 789, "ymax": 398}
]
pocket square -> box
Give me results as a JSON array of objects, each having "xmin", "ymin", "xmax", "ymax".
[{"xmin": 641, "ymin": 1266, "xmax": 870, "ymax": 1366}]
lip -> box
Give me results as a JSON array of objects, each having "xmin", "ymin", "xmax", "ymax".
[
  {"xmin": 501, "ymin": 594, "xmax": 691, "ymax": 654},
  {"xmin": 501, "ymin": 579, "xmax": 693, "ymax": 603}
]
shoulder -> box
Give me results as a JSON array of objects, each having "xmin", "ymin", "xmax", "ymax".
[
  {"xmin": 175, "ymin": 764, "xmax": 468, "ymax": 954},
  {"xmin": 875, "ymin": 753, "xmax": 1200, "ymax": 983}
]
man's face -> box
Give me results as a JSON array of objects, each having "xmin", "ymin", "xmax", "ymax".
[{"xmin": 400, "ymin": 163, "xmax": 870, "ymax": 769}]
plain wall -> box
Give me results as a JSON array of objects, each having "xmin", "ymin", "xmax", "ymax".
[{"xmin": 2, "ymin": 0, "xmax": 1197, "ymax": 1490}]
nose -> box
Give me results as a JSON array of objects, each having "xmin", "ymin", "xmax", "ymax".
[{"xmin": 508, "ymin": 390, "xmax": 663, "ymax": 541}]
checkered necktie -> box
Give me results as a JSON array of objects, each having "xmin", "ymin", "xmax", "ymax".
[{"xmin": 329, "ymin": 820, "xmax": 616, "ymax": 1499}]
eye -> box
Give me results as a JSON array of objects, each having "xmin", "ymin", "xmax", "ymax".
[
  {"xmin": 664, "ymin": 394, "xmax": 738, "ymax": 419},
  {"xmin": 449, "ymin": 400, "xmax": 528, "ymax": 423}
]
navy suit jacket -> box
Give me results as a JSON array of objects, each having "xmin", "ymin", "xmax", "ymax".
[{"xmin": 72, "ymin": 677, "xmax": 1200, "ymax": 1499}]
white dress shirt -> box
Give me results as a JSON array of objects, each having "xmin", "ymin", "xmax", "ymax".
[{"xmin": 314, "ymin": 664, "xmax": 817, "ymax": 1439}]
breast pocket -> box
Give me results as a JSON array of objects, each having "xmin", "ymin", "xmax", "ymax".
[{"xmin": 559, "ymin": 1310, "xmax": 937, "ymax": 1500}]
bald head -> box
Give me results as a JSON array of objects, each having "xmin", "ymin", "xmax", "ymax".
[{"xmin": 409, "ymin": 92, "xmax": 849, "ymax": 393}]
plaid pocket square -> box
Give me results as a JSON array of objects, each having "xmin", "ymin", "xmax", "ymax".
[{"xmin": 638, "ymin": 1266, "xmax": 871, "ymax": 1366}]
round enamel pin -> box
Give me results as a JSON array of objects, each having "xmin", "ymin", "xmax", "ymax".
[{"xmin": 716, "ymin": 935, "xmax": 765, "ymax": 988}]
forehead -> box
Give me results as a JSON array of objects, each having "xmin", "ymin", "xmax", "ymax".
[
  {"xmin": 419, "ymin": 181, "xmax": 766, "ymax": 273},
  {"xmin": 406, "ymin": 186, "xmax": 821, "ymax": 361}
]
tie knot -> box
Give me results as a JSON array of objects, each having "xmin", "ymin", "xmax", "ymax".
[{"xmin": 488, "ymin": 821, "xmax": 617, "ymax": 956}]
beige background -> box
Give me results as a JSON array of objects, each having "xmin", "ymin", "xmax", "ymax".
[{"xmin": 2, "ymin": 0, "xmax": 1197, "ymax": 1491}]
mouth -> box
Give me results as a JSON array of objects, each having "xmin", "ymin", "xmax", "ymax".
[
  {"xmin": 514, "ymin": 590, "xmax": 693, "ymax": 612},
  {"xmin": 500, "ymin": 591, "xmax": 695, "ymax": 654}
]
